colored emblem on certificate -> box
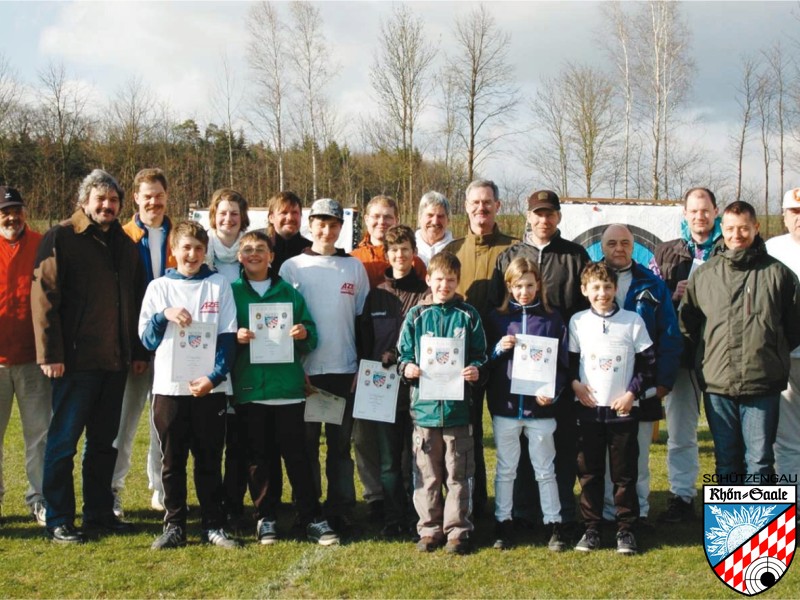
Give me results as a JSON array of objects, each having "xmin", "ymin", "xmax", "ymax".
[
  {"xmin": 353, "ymin": 360, "xmax": 399, "ymax": 423},
  {"xmin": 171, "ymin": 321, "xmax": 216, "ymax": 383},
  {"xmin": 419, "ymin": 336, "xmax": 465, "ymax": 401},
  {"xmin": 510, "ymin": 334, "xmax": 558, "ymax": 398},
  {"xmin": 249, "ymin": 302, "xmax": 293, "ymax": 364}
]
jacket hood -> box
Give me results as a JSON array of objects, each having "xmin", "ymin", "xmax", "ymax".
[{"xmin": 165, "ymin": 263, "xmax": 216, "ymax": 280}]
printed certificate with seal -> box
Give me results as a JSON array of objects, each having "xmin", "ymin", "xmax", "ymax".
[
  {"xmin": 353, "ymin": 360, "xmax": 399, "ymax": 423},
  {"xmin": 583, "ymin": 344, "xmax": 629, "ymax": 407},
  {"xmin": 510, "ymin": 334, "xmax": 558, "ymax": 398},
  {"xmin": 304, "ymin": 387, "xmax": 346, "ymax": 425},
  {"xmin": 249, "ymin": 302, "xmax": 293, "ymax": 364},
  {"xmin": 171, "ymin": 321, "xmax": 217, "ymax": 383},
  {"xmin": 419, "ymin": 336, "xmax": 465, "ymax": 401}
]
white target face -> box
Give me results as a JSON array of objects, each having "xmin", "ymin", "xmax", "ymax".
[{"xmin": 743, "ymin": 556, "xmax": 787, "ymax": 595}]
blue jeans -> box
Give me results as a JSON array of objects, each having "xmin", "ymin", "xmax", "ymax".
[
  {"xmin": 704, "ymin": 393, "xmax": 780, "ymax": 477},
  {"xmin": 43, "ymin": 370, "xmax": 126, "ymax": 527}
]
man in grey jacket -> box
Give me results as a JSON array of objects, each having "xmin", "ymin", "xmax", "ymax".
[{"xmin": 680, "ymin": 201, "xmax": 800, "ymax": 479}]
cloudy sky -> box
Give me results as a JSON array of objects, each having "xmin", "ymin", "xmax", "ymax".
[{"xmin": 2, "ymin": 1, "xmax": 799, "ymax": 200}]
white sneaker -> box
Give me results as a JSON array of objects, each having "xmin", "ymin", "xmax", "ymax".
[
  {"xmin": 151, "ymin": 490, "xmax": 165, "ymax": 512},
  {"xmin": 31, "ymin": 499, "xmax": 47, "ymax": 527},
  {"xmin": 112, "ymin": 489, "xmax": 124, "ymax": 518}
]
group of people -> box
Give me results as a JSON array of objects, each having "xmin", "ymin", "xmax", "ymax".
[{"xmin": 1, "ymin": 171, "xmax": 798, "ymax": 557}]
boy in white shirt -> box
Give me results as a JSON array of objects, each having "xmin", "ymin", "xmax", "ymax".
[
  {"xmin": 279, "ymin": 199, "xmax": 369, "ymax": 533},
  {"xmin": 139, "ymin": 221, "xmax": 239, "ymax": 550},
  {"xmin": 569, "ymin": 262, "xmax": 654, "ymax": 555}
]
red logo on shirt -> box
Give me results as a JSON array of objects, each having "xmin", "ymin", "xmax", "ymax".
[
  {"xmin": 340, "ymin": 282, "xmax": 355, "ymax": 296},
  {"xmin": 199, "ymin": 301, "xmax": 219, "ymax": 314}
]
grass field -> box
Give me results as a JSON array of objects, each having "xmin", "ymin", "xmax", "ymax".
[{"xmin": 0, "ymin": 402, "xmax": 798, "ymax": 599}]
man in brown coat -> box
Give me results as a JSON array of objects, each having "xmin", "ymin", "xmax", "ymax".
[{"xmin": 445, "ymin": 179, "xmax": 518, "ymax": 515}]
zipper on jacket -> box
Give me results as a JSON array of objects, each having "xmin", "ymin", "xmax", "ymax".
[
  {"xmin": 746, "ymin": 285, "xmax": 751, "ymax": 316},
  {"xmin": 518, "ymin": 305, "xmax": 527, "ymax": 420}
]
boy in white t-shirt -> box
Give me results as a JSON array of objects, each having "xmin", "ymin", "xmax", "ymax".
[
  {"xmin": 139, "ymin": 221, "xmax": 239, "ymax": 550},
  {"xmin": 569, "ymin": 262, "xmax": 654, "ymax": 555},
  {"xmin": 279, "ymin": 199, "xmax": 369, "ymax": 533}
]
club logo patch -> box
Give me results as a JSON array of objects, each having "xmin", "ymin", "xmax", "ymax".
[
  {"xmin": 704, "ymin": 485, "xmax": 796, "ymax": 595},
  {"xmin": 188, "ymin": 335, "xmax": 202, "ymax": 349}
]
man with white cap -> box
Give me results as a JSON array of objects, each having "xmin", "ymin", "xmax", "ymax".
[
  {"xmin": 0, "ymin": 186, "xmax": 51, "ymax": 526},
  {"xmin": 279, "ymin": 198, "xmax": 369, "ymax": 536},
  {"xmin": 766, "ymin": 188, "xmax": 800, "ymax": 502}
]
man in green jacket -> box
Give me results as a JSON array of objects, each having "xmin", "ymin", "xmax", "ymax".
[
  {"xmin": 444, "ymin": 179, "xmax": 518, "ymax": 516},
  {"xmin": 680, "ymin": 201, "xmax": 800, "ymax": 479}
]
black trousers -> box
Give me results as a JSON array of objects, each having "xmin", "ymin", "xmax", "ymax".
[
  {"xmin": 153, "ymin": 393, "xmax": 226, "ymax": 529},
  {"xmin": 235, "ymin": 402, "xmax": 321, "ymax": 524},
  {"xmin": 576, "ymin": 418, "xmax": 639, "ymax": 531}
]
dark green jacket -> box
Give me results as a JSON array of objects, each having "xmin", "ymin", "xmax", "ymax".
[
  {"xmin": 680, "ymin": 236, "xmax": 800, "ymax": 396},
  {"xmin": 231, "ymin": 275, "xmax": 317, "ymax": 403},
  {"xmin": 398, "ymin": 297, "xmax": 487, "ymax": 427}
]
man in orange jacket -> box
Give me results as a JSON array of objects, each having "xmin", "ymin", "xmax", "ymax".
[{"xmin": 0, "ymin": 186, "xmax": 51, "ymax": 527}]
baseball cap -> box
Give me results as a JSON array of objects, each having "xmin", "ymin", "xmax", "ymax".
[
  {"xmin": 309, "ymin": 198, "xmax": 344, "ymax": 221},
  {"xmin": 782, "ymin": 188, "xmax": 800, "ymax": 210},
  {"xmin": 0, "ymin": 186, "xmax": 24, "ymax": 210},
  {"xmin": 527, "ymin": 189, "xmax": 560, "ymax": 212}
]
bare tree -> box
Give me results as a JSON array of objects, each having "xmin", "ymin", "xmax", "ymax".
[
  {"xmin": 212, "ymin": 52, "xmax": 241, "ymax": 187},
  {"xmin": 36, "ymin": 62, "xmax": 91, "ymax": 217},
  {"xmin": 630, "ymin": 0, "xmax": 694, "ymax": 199},
  {"xmin": 763, "ymin": 42, "xmax": 792, "ymax": 199},
  {"xmin": 105, "ymin": 76, "xmax": 158, "ymax": 187},
  {"xmin": 288, "ymin": 1, "xmax": 335, "ymax": 200},
  {"xmin": 755, "ymin": 71, "xmax": 774, "ymax": 234},
  {"xmin": 0, "ymin": 52, "xmax": 21, "ymax": 133},
  {"xmin": 561, "ymin": 63, "xmax": 620, "ymax": 198},
  {"xmin": 731, "ymin": 56, "xmax": 758, "ymax": 202},
  {"xmin": 369, "ymin": 3, "xmax": 436, "ymax": 206},
  {"xmin": 448, "ymin": 4, "xmax": 518, "ymax": 182},
  {"xmin": 600, "ymin": 1, "xmax": 633, "ymax": 198},
  {"xmin": 247, "ymin": 1, "xmax": 289, "ymax": 190},
  {"xmin": 529, "ymin": 75, "xmax": 571, "ymax": 196}
]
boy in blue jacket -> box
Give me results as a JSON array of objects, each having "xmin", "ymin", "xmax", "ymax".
[{"xmin": 397, "ymin": 251, "xmax": 486, "ymax": 555}]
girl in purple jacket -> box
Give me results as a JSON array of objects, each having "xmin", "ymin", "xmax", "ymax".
[{"xmin": 485, "ymin": 257, "xmax": 569, "ymax": 552}]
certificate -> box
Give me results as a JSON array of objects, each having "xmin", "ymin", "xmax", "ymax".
[
  {"xmin": 510, "ymin": 334, "xmax": 558, "ymax": 398},
  {"xmin": 583, "ymin": 344, "xmax": 628, "ymax": 407},
  {"xmin": 304, "ymin": 387, "xmax": 346, "ymax": 425},
  {"xmin": 419, "ymin": 336, "xmax": 465, "ymax": 401},
  {"xmin": 353, "ymin": 360, "xmax": 399, "ymax": 423},
  {"xmin": 171, "ymin": 321, "xmax": 216, "ymax": 383},
  {"xmin": 249, "ymin": 302, "xmax": 294, "ymax": 364}
]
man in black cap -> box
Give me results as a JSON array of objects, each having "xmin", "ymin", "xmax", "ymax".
[
  {"xmin": 0, "ymin": 187, "xmax": 51, "ymax": 527},
  {"xmin": 490, "ymin": 189, "xmax": 590, "ymax": 533}
]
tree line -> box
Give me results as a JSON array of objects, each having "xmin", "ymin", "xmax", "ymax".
[{"xmin": 0, "ymin": 1, "xmax": 799, "ymax": 226}]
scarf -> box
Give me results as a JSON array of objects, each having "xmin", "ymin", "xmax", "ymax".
[{"xmin": 206, "ymin": 229, "xmax": 244, "ymax": 267}]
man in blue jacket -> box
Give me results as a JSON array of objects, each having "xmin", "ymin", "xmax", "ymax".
[{"xmin": 601, "ymin": 224, "xmax": 682, "ymax": 526}]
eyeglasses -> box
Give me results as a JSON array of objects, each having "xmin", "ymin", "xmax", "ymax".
[{"xmin": 240, "ymin": 246, "xmax": 270, "ymax": 256}]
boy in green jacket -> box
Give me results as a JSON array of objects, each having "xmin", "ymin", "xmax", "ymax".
[
  {"xmin": 231, "ymin": 230, "xmax": 338, "ymax": 546},
  {"xmin": 397, "ymin": 251, "xmax": 487, "ymax": 555}
]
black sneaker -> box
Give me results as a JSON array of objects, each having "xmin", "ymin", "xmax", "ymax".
[
  {"xmin": 47, "ymin": 523, "xmax": 87, "ymax": 544},
  {"xmin": 201, "ymin": 528, "xmax": 241, "ymax": 549},
  {"xmin": 575, "ymin": 528, "xmax": 601, "ymax": 552},
  {"xmin": 257, "ymin": 518, "xmax": 278, "ymax": 545},
  {"xmin": 306, "ymin": 519, "xmax": 340, "ymax": 546},
  {"xmin": 151, "ymin": 524, "xmax": 186, "ymax": 550},
  {"xmin": 493, "ymin": 520, "xmax": 514, "ymax": 550},
  {"xmin": 616, "ymin": 529, "xmax": 638, "ymax": 554},
  {"xmin": 658, "ymin": 495, "xmax": 694, "ymax": 523},
  {"xmin": 547, "ymin": 523, "xmax": 566, "ymax": 552}
]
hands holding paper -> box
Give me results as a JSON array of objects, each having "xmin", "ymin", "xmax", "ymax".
[{"xmin": 165, "ymin": 306, "xmax": 192, "ymax": 327}]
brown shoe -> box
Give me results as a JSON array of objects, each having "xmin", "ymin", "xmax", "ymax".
[
  {"xmin": 416, "ymin": 536, "xmax": 444, "ymax": 552},
  {"xmin": 445, "ymin": 537, "xmax": 472, "ymax": 555}
]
